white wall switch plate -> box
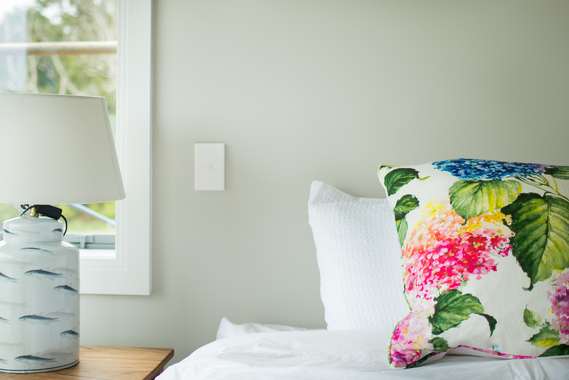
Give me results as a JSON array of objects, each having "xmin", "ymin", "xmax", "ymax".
[{"xmin": 195, "ymin": 143, "xmax": 225, "ymax": 191}]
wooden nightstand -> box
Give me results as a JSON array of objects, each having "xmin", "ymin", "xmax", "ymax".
[{"xmin": 0, "ymin": 345, "xmax": 174, "ymax": 379}]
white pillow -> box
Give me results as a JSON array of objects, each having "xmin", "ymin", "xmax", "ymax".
[
  {"xmin": 308, "ymin": 181, "xmax": 408, "ymax": 331},
  {"xmin": 216, "ymin": 317, "xmax": 316, "ymax": 340}
]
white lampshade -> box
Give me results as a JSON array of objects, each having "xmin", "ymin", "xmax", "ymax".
[{"xmin": 0, "ymin": 92, "xmax": 125, "ymax": 204}]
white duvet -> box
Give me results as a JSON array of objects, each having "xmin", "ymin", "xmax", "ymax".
[{"xmin": 158, "ymin": 330, "xmax": 569, "ymax": 380}]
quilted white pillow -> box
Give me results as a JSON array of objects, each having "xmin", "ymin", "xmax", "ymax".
[{"xmin": 308, "ymin": 181, "xmax": 408, "ymax": 331}]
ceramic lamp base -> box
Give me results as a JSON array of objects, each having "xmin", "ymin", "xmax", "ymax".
[{"xmin": 0, "ymin": 215, "xmax": 79, "ymax": 373}]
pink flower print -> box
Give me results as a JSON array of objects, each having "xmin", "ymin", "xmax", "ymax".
[
  {"xmin": 403, "ymin": 200, "xmax": 512, "ymax": 300},
  {"xmin": 390, "ymin": 304, "xmax": 434, "ymax": 368},
  {"xmin": 548, "ymin": 270, "xmax": 569, "ymax": 341}
]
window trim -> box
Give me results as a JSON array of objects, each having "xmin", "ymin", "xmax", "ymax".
[
  {"xmin": 66, "ymin": 234, "xmax": 115, "ymax": 250},
  {"xmin": 79, "ymin": 0, "xmax": 152, "ymax": 295}
]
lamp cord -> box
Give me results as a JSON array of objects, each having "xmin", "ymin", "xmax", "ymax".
[
  {"xmin": 61, "ymin": 214, "xmax": 68, "ymax": 236},
  {"xmin": 20, "ymin": 204, "xmax": 68, "ymax": 236}
]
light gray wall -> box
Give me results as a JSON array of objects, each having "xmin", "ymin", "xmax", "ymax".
[{"xmin": 79, "ymin": 0, "xmax": 569, "ymax": 365}]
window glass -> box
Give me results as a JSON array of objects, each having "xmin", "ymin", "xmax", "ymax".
[{"xmin": 0, "ymin": 0, "xmax": 117, "ymax": 237}]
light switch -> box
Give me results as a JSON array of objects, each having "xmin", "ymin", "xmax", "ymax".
[{"xmin": 195, "ymin": 143, "xmax": 225, "ymax": 191}]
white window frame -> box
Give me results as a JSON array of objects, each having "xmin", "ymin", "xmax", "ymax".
[{"xmin": 79, "ymin": 0, "xmax": 152, "ymax": 295}]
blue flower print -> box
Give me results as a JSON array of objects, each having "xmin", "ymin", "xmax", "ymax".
[{"xmin": 432, "ymin": 158, "xmax": 550, "ymax": 180}]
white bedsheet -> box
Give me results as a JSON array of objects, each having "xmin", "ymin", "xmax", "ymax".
[{"xmin": 157, "ymin": 330, "xmax": 569, "ymax": 380}]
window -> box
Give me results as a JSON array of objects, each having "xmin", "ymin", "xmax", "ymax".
[
  {"xmin": 0, "ymin": 0, "xmax": 152, "ymax": 295},
  {"xmin": 0, "ymin": 1, "xmax": 118, "ymax": 239}
]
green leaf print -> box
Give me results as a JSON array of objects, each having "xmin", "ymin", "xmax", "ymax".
[
  {"xmin": 393, "ymin": 195, "xmax": 418, "ymax": 246},
  {"xmin": 396, "ymin": 218, "xmax": 408, "ymax": 247},
  {"xmin": 393, "ymin": 194, "xmax": 419, "ymax": 246},
  {"xmin": 449, "ymin": 179, "xmax": 521, "ymax": 221},
  {"xmin": 540, "ymin": 344, "xmax": 569, "ymax": 357},
  {"xmin": 523, "ymin": 306, "xmax": 542, "ymax": 328},
  {"xmin": 393, "ymin": 194, "xmax": 419, "ymax": 221},
  {"xmin": 527, "ymin": 323, "xmax": 560, "ymax": 348},
  {"xmin": 429, "ymin": 337, "xmax": 451, "ymax": 352},
  {"xmin": 383, "ymin": 168, "xmax": 420, "ymax": 196},
  {"xmin": 502, "ymin": 193, "xmax": 569, "ymax": 289},
  {"xmin": 477, "ymin": 313, "xmax": 497, "ymax": 336},
  {"xmin": 429, "ymin": 289, "xmax": 487, "ymax": 335},
  {"xmin": 545, "ymin": 166, "xmax": 569, "ymax": 180}
]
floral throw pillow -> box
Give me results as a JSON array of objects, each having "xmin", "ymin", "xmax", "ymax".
[{"xmin": 378, "ymin": 158, "xmax": 569, "ymax": 368}]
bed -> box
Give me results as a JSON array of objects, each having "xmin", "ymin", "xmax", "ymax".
[
  {"xmin": 159, "ymin": 320, "xmax": 569, "ymax": 379},
  {"xmin": 159, "ymin": 159, "xmax": 569, "ymax": 379}
]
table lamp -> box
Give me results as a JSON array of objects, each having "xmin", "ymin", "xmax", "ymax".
[{"xmin": 0, "ymin": 92, "xmax": 125, "ymax": 373}]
